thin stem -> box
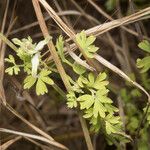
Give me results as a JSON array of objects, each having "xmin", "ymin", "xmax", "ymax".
[
  {"xmin": 52, "ymin": 84, "xmax": 66, "ymax": 99},
  {"xmin": 0, "ymin": 32, "xmax": 17, "ymax": 51},
  {"xmin": 79, "ymin": 112, "xmax": 94, "ymax": 150}
]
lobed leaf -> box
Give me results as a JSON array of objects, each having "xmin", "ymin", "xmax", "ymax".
[{"xmin": 138, "ymin": 40, "xmax": 150, "ymax": 53}]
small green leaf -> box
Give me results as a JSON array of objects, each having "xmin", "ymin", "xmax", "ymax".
[
  {"xmin": 106, "ymin": 114, "xmax": 120, "ymax": 124},
  {"xmin": 137, "ymin": 56, "xmax": 150, "ymax": 73},
  {"xmin": 24, "ymin": 75, "xmax": 37, "ymax": 89},
  {"xmin": 14, "ymin": 66, "xmax": 20, "ymax": 75},
  {"xmin": 105, "ymin": 121, "xmax": 117, "ymax": 134},
  {"xmin": 5, "ymin": 55, "xmax": 16, "ymax": 64},
  {"xmin": 76, "ymin": 30, "xmax": 99, "ymax": 58},
  {"xmin": 83, "ymin": 108, "xmax": 93, "ymax": 118},
  {"xmin": 67, "ymin": 91, "xmax": 77, "ymax": 108},
  {"xmin": 78, "ymin": 94, "xmax": 94, "ymax": 109},
  {"xmin": 73, "ymin": 63, "xmax": 86, "ymax": 75},
  {"xmin": 88, "ymin": 72, "xmax": 95, "ymax": 85},
  {"xmin": 5, "ymin": 67, "xmax": 13, "ymax": 75},
  {"xmin": 105, "ymin": 104, "xmax": 119, "ymax": 114},
  {"xmin": 12, "ymin": 38, "xmax": 22, "ymax": 46},
  {"xmin": 39, "ymin": 69, "xmax": 52, "ymax": 77},
  {"xmin": 36, "ymin": 78, "xmax": 48, "ymax": 95},
  {"xmin": 93, "ymin": 99, "xmax": 106, "ymax": 118},
  {"xmin": 35, "ymin": 69, "xmax": 54, "ymax": 95},
  {"xmin": 39, "ymin": 70, "xmax": 54, "ymax": 85},
  {"xmin": 138, "ymin": 40, "xmax": 150, "ymax": 53},
  {"xmin": 56, "ymin": 35, "xmax": 65, "ymax": 60},
  {"xmin": 41, "ymin": 76, "xmax": 54, "ymax": 85},
  {"xmin": 77, "ymin": 76, "xmax": 88, "ymax": 87},
  {"xmin": 5, "ymin": 65, "xmax": 20, "ymax": 75},
  {"xmin": 86, "ymin": 36, "xmax": 96, "ymax": 46}
]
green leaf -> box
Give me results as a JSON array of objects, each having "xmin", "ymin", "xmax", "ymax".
[
  {"xmin": 105, "ymin": 104, "xmax": 119, "ymax": 114},
  {"xmin": 5, "ymin": 67, "xmax": 13, "ymax": 75},
  {"xmin": 24, "ymin": 75, "xmax": 37, "ymax": 89},
  {"xmin": 39, "ymin": 69, "xmax": 52, "ymax": 77},
  {"xmin": 105, "ymin": 121, "xmax": 117, "ymax": 134},
  {"xmin": 39, "ymin": 70, "xmax": 54, "ymax": 85},
  {"xmin": 56, "ymin": 35, "xmax": 65, "ymax": 61},
  {"xmin": 5, "ymin": 55, "xmax": 15, "ymax": 64},
  {"xmin": 83, "ymin": 108, "xmax": 93, "ymax": 118},
  {"xmin": 106, "ymin": 114, "xmax": 120, "ymax": 124},
  {"xmin": 105, "ymin": 0, "xmax": 116, "ymax": 11},
  {"xmin": 127, "ymin": 116, "xmax": 139, "ymax": 131},
  {"xmin": 88, "ymin": 72, "xmax": 95, "ymax": 86},
  {"xmin": 36, "ymin": 78, "xmax": 48, "ymax": 95},
  {"xmin": 93, "ymin": 99, "xmax": 106, "ymax": 118},
  {"xmin": 95, "ymin": 72, "xmax": 107, "ymax": 82},
  {"xmin": 14, "ymin": 66, "xmax": 20, "ymax": 75},
  {"xmin": 137, "ymin": 56, "xmax": 150, "ymax": 73},
  {"xmin": 56, "ymin": 35, "xmax": 72, "ymax": 66},
  {"xmin": 86, "ymin": 36, "xmax": 96, "ymax": 46},
  {"xmin": 93, "ymin": 72, "xmax": 109, "ymax": 89},
  {"xmin": 77, "ymin": 94, "xmax": 94, "ymax": 109},
  {"xmin": 76, "ymin": 30, "xmax": 99, "ymax": 58},
  {"xmin": 77, "ymin": 76, "xmax": 88, "ymax": 87},
  {"xmin": 41, "ymin": 76, "xmax": 54, "ymax": 85},
  {"xmin": 138, "ymin": 40, "xmax": 150, "ymax": 53},
  {"xmin": 24, "ymin": 69, "xmax": 54, "ymax": 95},
  {"xmin": 90, "ymin": 117, "xmax": 101, "ymax": 132},
  {"xmin": 12, "ymin": 38, "xmax": 22, "ymax": 46},
  {"xmin": 5, "ymin": 66, "xmax": 20, "ymax": 75},
  {"xmin": 96, "ymin": 89, "xmax": 112, "ymax": 103},
  {"xmin": 73, "ymin": 63, "xmax": 86, "ymax": 75},
  {"xmin": 67, "ymin": 91, "xmax": 77, "ymax": 108},
  {"xmin": 35, "ymin": 69, "xmax": 54, "ymax": 95}
]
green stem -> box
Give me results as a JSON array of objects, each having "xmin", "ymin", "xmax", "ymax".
[
  {"xmin": 0, "ymin": 32, "xmax": 17, "ymax": 51},
  {"xmin": 52, "ymin": 83, "xmax": 66, "ymax": 99},
  {"xmin": 78, "ymin": 112, "xmax": 94, "ymax": 150}
]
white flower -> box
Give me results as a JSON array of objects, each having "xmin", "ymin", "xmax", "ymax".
[
  {"xmin": 31, "ymin": 53, "xmax": 40, "ymax": 77},
  {"xmin": 34, "ymin": 36, "xmax": 51, "ymax": 51}
]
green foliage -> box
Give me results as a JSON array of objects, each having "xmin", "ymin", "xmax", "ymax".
[
  {"xmin": 141, "ymin": 73, "xmax": 150, "ymax": 90},
  {"xmin": 136, "ymin": 41, "xmax": 150, "ymax": 147},
  {"xmin": 72, "ymin": 62, "xmax": 86, "ymax": 75},
  {"xmin": 138, "ymin": 40, "xmax": 150, "ymax": 53},
  {"xmin": 66, "ymin": 91, "xmax": 77, "ymax": 108},
  {"xmin": 120, "ymin": 87, "xmax": 150, "ymax": 149},
  {"xmin": 56, "ymin": 35, "xmax": 72, "ymax": 66},
  {"xmin": 105, "ymin": 0, "xmax": 116, "ymax": 11},
  {"xmin": 5, "ymin": 36, "xmax": 54, "ymax": 95},
  {"xmin": 76, "ymin": 30, "xmax": 99, "ymax": 58},
  {"xmin": 5, "ymin": 55, "xmax": 20, "ymax": 75},
  {"xmin": 137, "ymin": 56, "xmax": 150, "ymax": 73},
  {"xmin": 67, "ymin": 72, "xmax": 125, "ymax": 138},
  {"xmin": 143, "ymin": 105, "xmax": 150, "ymax": 125},
  {"xmin": 24, "ymin": 75, "xmax": 37, "ymax": 89},
  {"xmin": 137, "ymin": 40, "xmax": 150, "ymax": 73},
  {"xmin": 5, "ymin": 31, "xmax": 131, "ymax": 147},
  {"xmin": 24, "ymin": 69, "xmax": 54, "ymax": 95}
]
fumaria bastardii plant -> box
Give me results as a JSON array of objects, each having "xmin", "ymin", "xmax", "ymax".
[{"xmin": 5, "ymin": 30, "xmax": 131, "ymax": 145}]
